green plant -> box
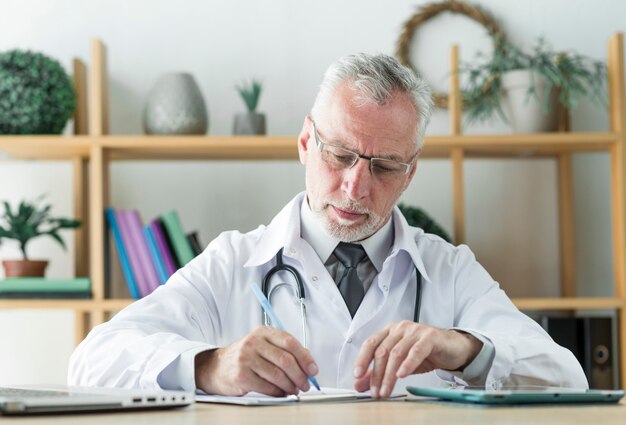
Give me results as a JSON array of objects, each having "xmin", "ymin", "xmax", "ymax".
[
  {"xmin": 0, "ymin": 50, "xmax": 76, "ymax": 134},
  {"xmin": 397, "ymin": 203, "xmax": 451, "ymax": 242},
  {"xmin": 235, "ymin": 79, "xmax": 263, "ymax": 113},
  {"xmin": 461, "ymin": 34, "xmax": 607, "ymax": 123},
  {"xmin": 0, "ymin": 195, "xmax": 80, "ymax": 260}
]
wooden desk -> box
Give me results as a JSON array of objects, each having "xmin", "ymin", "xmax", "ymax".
[{"xmin": 2, "ymin": 399, "xmax": 625, "ymax": 425}]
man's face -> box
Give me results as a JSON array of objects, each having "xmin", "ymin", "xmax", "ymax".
[{"xmin": 298, "ymin": 81, "xmax": 420, "ymax": 242}]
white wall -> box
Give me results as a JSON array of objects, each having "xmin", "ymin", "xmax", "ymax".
[{"xmin": 0, "ymin": 0, "xmax": 622, "ymax": 385}]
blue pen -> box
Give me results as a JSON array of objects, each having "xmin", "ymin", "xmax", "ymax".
[{"xmin": 249, "ymin": 282, "xmax": 321, "ymax": 391}]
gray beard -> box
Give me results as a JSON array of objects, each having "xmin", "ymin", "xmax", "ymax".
[{"xmin": 311, "ymin": 203, "xmax": 384, "ymax": 242}]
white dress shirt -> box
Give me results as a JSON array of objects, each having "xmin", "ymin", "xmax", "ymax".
[
  {"xmin": 68, "ymin": 192, "xmax": 588, "ymax": 391},
  {"xmin": 300, "ymin": 197, "xmax": 496, "ymax": 383}
]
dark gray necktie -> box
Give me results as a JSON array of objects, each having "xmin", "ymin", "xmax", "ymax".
[{"xmin": 334, "ymin": 242, "xmax": 367, "ymax": 318}]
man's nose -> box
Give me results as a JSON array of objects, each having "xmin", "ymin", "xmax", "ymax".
[{"xmin": 341, "ymin": 158, "xmax": 372, "ymax": 200}]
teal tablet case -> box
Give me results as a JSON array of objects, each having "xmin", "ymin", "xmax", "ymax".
[{"xmin": 406, "ymin": 386, "xmax": 625, "ymax": 405}]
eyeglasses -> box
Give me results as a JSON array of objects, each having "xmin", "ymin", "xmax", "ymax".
[{"xmin": 310, "ymin": 118, "xmax": 416, "ymax": 181}]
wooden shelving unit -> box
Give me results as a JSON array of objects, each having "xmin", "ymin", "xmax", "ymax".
[{"xmin": 1, "ymin": 34, "xmax": 626, "ymax": 387}]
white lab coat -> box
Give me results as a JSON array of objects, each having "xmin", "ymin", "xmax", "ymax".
[{"xmin": 68, "ymin": 192, "xmax": 588, "ymax": 391}]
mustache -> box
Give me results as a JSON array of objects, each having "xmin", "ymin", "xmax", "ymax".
[{"xmin": 328, "ymin": 200, "xmax": 371, "ymax": 214}]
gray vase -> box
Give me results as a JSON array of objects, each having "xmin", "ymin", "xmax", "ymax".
[
  {"xmin": 143, "ymin": 73, "xmax": 208, "ymax": 135},
  {"xmin": 233, "ymin": 112, "xmax": 266, "ymax": 135}
]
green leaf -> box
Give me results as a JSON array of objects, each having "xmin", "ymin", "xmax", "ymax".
[
  {"xmin": 0, "ymin": 49, "xmax": 75, "ymax": 134},
  {"xmin": 46, "ymin": 231, "xmax": 67, "ymax": 250},
  {"xmin": 235, "ymin": 79, "xmax": 263, "ymax": 112},
  {"xmin": 458, "ymin": 32, "xmax": 607, "ymax": 124},
  {"xmin": 0, "ymin": 194, "xmax": 81, "ymax": 259}
]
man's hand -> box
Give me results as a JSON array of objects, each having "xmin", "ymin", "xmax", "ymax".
[
  {"xmin": 353, "ymin": 321, "xmax": 482, "ymax": 398},
  {"xmin": 194, "ymin": 326, "xmax": 318, "ymax": 396}
]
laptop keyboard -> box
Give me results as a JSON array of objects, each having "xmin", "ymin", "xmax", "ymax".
[{"xmin": 0, "ymin": 387, "xmax": 71, "ymax": 398}]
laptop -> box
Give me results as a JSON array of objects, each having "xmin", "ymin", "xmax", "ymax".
[
  {"xmin": 0, "ymin": 385, "xmax": 194, "ymax": 415},
  {"xmin": 406, "ymin": 385, "xmax": 625, "ymax": 405}
]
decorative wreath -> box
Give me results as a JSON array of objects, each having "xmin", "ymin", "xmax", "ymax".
[{"xmin": 395, "ymin": 0, "xmax": 505, "ymax": 109}]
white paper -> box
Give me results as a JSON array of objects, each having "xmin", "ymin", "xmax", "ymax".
[{"xmin": 195, "ymin": 387, "xmax": 403, "ymax": 405}]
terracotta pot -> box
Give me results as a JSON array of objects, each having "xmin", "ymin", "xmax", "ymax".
[{"xmin": 2, "ymin": 260, "xmax": 48, "ymax": 277}]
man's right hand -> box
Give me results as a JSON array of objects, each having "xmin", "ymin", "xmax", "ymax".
[{"xmin": 194, "ymin": 326, "xmax": 319, "ymax": 396}]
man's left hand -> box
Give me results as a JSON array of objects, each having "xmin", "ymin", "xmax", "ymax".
[{"xmin": 353, "ymin": 321, "xmax": 483, "ymax": 398}]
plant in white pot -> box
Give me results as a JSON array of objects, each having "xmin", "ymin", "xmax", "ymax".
[
  {"xmin": 0, "ymin": 196, "xmax": 80, "ymax": 277},
  {"xmin": 461, "ymin": 34, "xmax": 607, "ymax": 132},
  {"xmin": 233, "ymin": 79, "xmax": 266, "ymax": 135}
]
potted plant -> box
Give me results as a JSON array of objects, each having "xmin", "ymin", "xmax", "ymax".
[
  {"xmin": 233, "ymin": 78, "xmax": 266, "ymax": 135},
  {"xmin": 0, "ymin": 50, "xmax": 75, "ymax": 134},
  {"xmin": 461, "ymin": 34, "xmax": 607, "ymax": 132},
  {"xmin": 397, "ymin": 203, "xmax": 451, "ymax": 242},
  {"xmin": 0, "ymin": 196, "xmax": 80, "ymax": 277}
]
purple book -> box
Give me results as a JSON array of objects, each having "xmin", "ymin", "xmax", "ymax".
[
  {"xmin": 127, "ymin": 210, "xmax": 161, "ymax": 295},
  {"xmin": 150, "ymin": 219, "xmax": 178, "ymax": 277},
  {"xmin": 116, "ymin": 210, "xmax": 151, "ymax": 298}
]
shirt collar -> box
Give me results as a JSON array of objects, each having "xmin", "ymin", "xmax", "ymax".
[
  {"xmin": 300, "ymin": 195, "xmax": 393, "ymax": 273},
  {"xmin": 244, "ymin": 191, "xmax": 433, "ymax": 284},
  {"xmin": 244, "ymin": 192, "xmax": 306, "ymax": 267},
  {"xmin": 389, "ymin": 207, "xmax": 432, "ymax": 284}
]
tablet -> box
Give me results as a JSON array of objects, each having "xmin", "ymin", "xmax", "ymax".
[{"xmin": 406, "ymin": 385, "xmax": 625, "ymax": 405}]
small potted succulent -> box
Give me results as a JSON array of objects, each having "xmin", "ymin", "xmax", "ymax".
[
  {"xmin": 461, "ymin": 34, "xmax": 607, "ymax": 132},
  {"xmin": 233, "ymin": 78, "xmax": 266, "ymax": 135},
  {"xmin": 0, "ymin": 196, "xmax": 80, "ymax": 277}
]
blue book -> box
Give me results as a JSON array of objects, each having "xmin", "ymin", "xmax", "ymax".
[
  {"xmin": 105, "ymin": 208, "xmax": 140, "ymax": 299},
  {"xmin": 144, "ymin": 226, "xmax": 168, "ymax": 285}
]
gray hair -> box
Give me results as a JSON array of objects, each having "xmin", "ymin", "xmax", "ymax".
[{"xmin": 310, "ymin": 53, "xmax": 433, "ymax": 150}]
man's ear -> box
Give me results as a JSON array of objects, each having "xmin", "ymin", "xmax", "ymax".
[
  {"xmin": 402, "ymin": 148, "xmax": 421, "ymax": 192},
  {"xmin": 297, "ymin": 116, "xmax": 313, "ymax": 165}
]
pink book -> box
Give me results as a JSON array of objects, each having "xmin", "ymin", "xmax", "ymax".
[
  {"xmin": 127, "ymin": 210, "xmax": 161, "ymax": 295},
  {"xmin": 116, "ymin": 210, "xmax": 152, "ymax": 298},
  {"xmin": 150, "ymin": 219, "xmax": 178, "ymax": 277}
]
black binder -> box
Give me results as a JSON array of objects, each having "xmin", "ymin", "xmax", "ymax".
[{"xmin": 539, "ymin": 316, "xmax": 617, "ymax": 389}]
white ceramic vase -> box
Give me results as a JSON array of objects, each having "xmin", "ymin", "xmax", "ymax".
[
  {"xmin": 143, "ymin": 73, "xmax": 208, "ymax": 135},
  {"xmin": 500, "ymin": 70, "xmax": 559, "ymax": 133}
]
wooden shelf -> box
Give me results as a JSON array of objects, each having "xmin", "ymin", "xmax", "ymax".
[
  {"xmin": 2, "ymin": 297, "xmax": 624, "ymax": 313},
  {"xmin": 514, "ymin": 297, "xmax": 626, "ymax": 310},
  {"xmin": 100, "ymin": 135, "xmax": 297, "ymax": 160},
  {"xmin": 424, "ymin": 132, "xmax": 617, "ymax": 158},
  {"xmin": 0, "ymin": 299, "xmax": 98, "ymax": 310},
  {"xmin": 0, "ymin": 136, "xmax": 92, "ymax": 160},
  {"xmin": 0, "ymin": 132, "xmax": 618, "ymax": 161}
]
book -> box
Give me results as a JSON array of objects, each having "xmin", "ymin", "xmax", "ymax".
[
  {"xmin": 150, "ymin": 219, "xmax": 178, "ymax": 276},
  {"xmin": 126, "ymin": 210, "xmax": 161, "ymax": 295},
  {"xmin": 187, "ymin": 231, "xmax": 203, "ymax": 256},
  {"xmin": 116, "ymin": 210, "xmax": 151, "ymax": 298},
  {"xmin": 144, "ymin": 225, "xmax": 168, "ymax": 285},
  {"xmin": 0, "ymin": 291, "xmax": 92, "ymax": 299},
  {"xmin": 105, "ymin": 208, "xmax": 140, "ymax": 299},
  {"xmin": 159, "ymin": 217, "xmax": 181, "ymax": 268},
  {"xmin": 0, "ymin": 277, "xmax": 91, "ymax": 292},
  {"xmin": 0, "ymin": 278, "xmax": 92, "ymax": 299},
  {"xmin": 160, "ymin": 210, "xmax": 195, "ymax": 266}
]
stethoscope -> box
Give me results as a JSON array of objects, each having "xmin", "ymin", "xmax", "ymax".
[{"xmin": 261, "ymin": 247, "xmax": 423, "ymax": 349}]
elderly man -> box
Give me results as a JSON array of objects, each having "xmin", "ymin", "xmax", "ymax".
[{"xmin": 69, "ymin": 53, "xmax": 587, "ymax": 398}]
